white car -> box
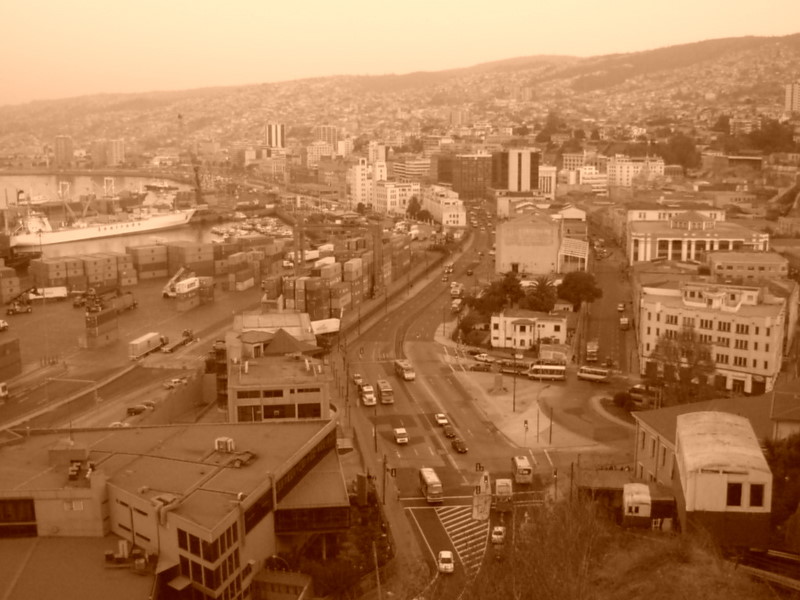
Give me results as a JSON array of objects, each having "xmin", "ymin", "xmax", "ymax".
[
  {"xmin": 474, "ymin": 353, "xmax": 493, "ymax": 363},
  {"xmin": 352, "ymin": 373, "xmax": 364, "ymax": 386},
  {"xmin": 393, "ymin": 427, "xmax": 409, "ymax": 444},
  {"xmin": 491, "ymin": 525, "xmax": 507, "ymax": 544},
  {"xmin": 437, "ymin": 550, "xmax": 455, "ymax": 574},
  {"xmin": 617, "ymin": 303, "xmax": 625, "ymax": 312},
  {"xmin": 434, "ymin": 413, "xmax": 449, "ymax": 426},
  {"xmin": 361, "ymin": 385, "xmax": 376, "ymax": 406}
]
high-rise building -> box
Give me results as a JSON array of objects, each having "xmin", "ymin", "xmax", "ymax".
[
  {"xmin": 265, "ymin": 123, "xmax": 285, "ymax": 148},
  {"xmin": 491, "ymin": 149, "xmax": 540, "ymax": 192},
  {"xmin": 452, "ymin": 154, "xmax": 492, "ymax": 199},
  {"xmin": 786, "ymin": 82, "xmax": 800, "ymax": 114},
  {"xmin": 54, "ymin": 135, "xmax": 73, "ymax": 167},
  {"xmin": 314, "ymin": 125, "xmax": 339, "ymax": 148},
  {"xmin": 92, "ymin": 139, "xmax": 125, "ymax": 167},
  {"xmin": 367, "ymin": 141, "xmax": 386, "ymax": 164}
]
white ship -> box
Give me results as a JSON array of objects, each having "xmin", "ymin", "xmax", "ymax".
[{"xmin": 11, "ymin": 207, "xmax": 196, "ymax": 248}]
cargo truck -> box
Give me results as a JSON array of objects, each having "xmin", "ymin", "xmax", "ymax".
[
  {"xmin": 129, "ymin": 332, "xmax": 169, "ymax": 360},
  {"xmin": 586, "ymin": 339, "xmax": 599, "ymax": 362},
  {"xmin": 27, "ymin": 286, "xmax": 68, "ymax": 302},
  {"xmin": 161, "ymin": 329, "xmax": 196, "ymax": 353},
  {"xmin": 619, "ymin": 316, "xmax": 630, "ymax": 331},
  {"xmin": 493, "ymin": 478, "xmax": 514, "ymax": 513},
  {"xmin": 112, "ymin": 292, "xmax": 138, "ymax": 314}
]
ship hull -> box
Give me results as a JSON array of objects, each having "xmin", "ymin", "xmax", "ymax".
[{"xmin": 11, "ymin": 209, "xmax": 196, "ymax": 248}]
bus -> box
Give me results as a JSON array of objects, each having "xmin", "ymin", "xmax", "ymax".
[
  {"xmin": 528, "ymin": 364, "xmax": 567, "ymax": 381},
  {"xmin": 394, "ymin": 359, "xmax": 416, "ymax": 381},
  {"xmin": 376, "ymin": 379, "xmax": 394, "ymax": 404},
  {"xmin": 511, "ymin": 455, "xmax": 533, "ymax": 485},
  {"xmin": 419, "ymin": 467, "xmax": 443, "ymax": 504},
  {"xmin": 577, "ymin": 366, "xmax": 610, "ymax": 383}
]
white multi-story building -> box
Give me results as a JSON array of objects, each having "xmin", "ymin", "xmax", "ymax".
[
  {"xmin": 336, "ymin": 138, "xmax": 354, "ymax": 157},
  {"xmin": 785, "ymin": 81, "xmax": 800, "ymax": 114},
  {"xmin": 538, "ymin": 165, "xmax": 557, "ymax": 200},
  {"xmin": 367, "ymin": 142, "xmax": 386, "ymax": 164},
  {"xmin": 348, "ymin": 158, "xmax": 371, "ymax": 209},
  {"xmin": 303, "ymin": 141, "xmax": 333, "ymax": 168},
  {"xmin": 638, "ymin": 280, "xmax": 785, "ymax": 395},
  {"xmin": 265, "ymin": 123, "xmax": 285, "ymax": 148},
  {"xmin": 391, "ymin": 157, "xmax": 430, "ymax": 182},
  {"xmin": 577, "ymin": 165, "xmax": 608, "ymax": 196},
  {"xmin": 421, "ymin": 184, "xmax": 466, "ymax": 230},
  {"xmin": 490, "ymin": 309, "xmax": 568, "ymax": 350},
  {"xmin": 374, "ymin": 181, "xmax": 420, "ymax": 216},
  {"xmin": 607, "ymin": 155, "xmax": 665, "ymax": 187}
]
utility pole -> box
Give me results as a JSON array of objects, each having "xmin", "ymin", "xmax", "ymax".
[
  {"xmin": 372, "ymin": 542, "xmax": 382, "ymax": 600},
  {"xmin": 382, "ymin": 454, "xmax": 387, "ymax": 505},
  {"xmin": 549, "ymin": 406, "xmax": 554, "ymax": 445}
]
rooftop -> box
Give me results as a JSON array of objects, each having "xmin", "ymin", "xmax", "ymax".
[
  {"xmin": 628, "ymin": 219, "xmax": 765, "ymax": 236},
  {"xmin": 707, "ymin": 251, "xmax": 787, "ymax": 264}
]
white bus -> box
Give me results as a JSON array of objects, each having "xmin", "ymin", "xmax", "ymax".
[
  {"xmin": 376, "ymin": 379, "xmax": 394, "ymax": 404},
  {"xmin": 528, "ymin": 364, "xmax": 567, "ymax": 381},
  {"xmin": 511, "ymin": 455, "xmax": 533, "ymax": 485},
  {"xmin": 419, "ymin": 467, "xmax": 443, "ymax": 504},
  {"xmin": 577, "ymin": 366, "xmax": 610, "ymax": 383},
  {"xmin": 394, "ymin": 359, "xmax": 416, "ymax": 381}
]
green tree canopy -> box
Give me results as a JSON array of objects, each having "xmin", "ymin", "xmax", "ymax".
[
  {"xmin": 468, "ymin": 273, "xmax": 524, "ymax": 315},
  {"xmin": 644, "ymin": 328, "xmax": 716, "ymax": 406},
  {"xmin": 521, "ymin": 276, "xmax": 557, "ymax": 312},
  {"xmin": 557, "ymin": 272, "xmax": 602, "ymax": 310},
  {"xmin": 406, "ymin": 196, "xmax": 421, "ymax": 219}
]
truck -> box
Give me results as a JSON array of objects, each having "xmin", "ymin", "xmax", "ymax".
[
  {"xmin": 163, "ymin": 266, "xmax": 196, "ymax": 298},
  {"xmin": 112, "ymin": 292, "xmax": 138, "ymax": 314},
  {"xmin": 27, "ymin": 286, "xmax": 68, "ymax": 302},
  {"xmin": 586, "ymin": 339, "xmax": 600, "ymax": 363},
  {"xmin": 161, "ymin": 329, "xmax": 197, "ymax": 353},
  {"xmin": 6, "ymin": 302, "xmax": 32, "ymax": 315},
  {"xmin": 493, "ymin": 478, "xmax": 514, "ymax": 513},
  {"xmin": 619, "ymin": 316, "xmax": 630, "ymax": 331},
  {"xmin": 129, "ymin": 332, "xmax": 169, "ymax": 360}
]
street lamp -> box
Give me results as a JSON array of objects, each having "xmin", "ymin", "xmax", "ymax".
[{"xmin": 536, "ymin": 384, "xmax": 551, "ymax": 443}]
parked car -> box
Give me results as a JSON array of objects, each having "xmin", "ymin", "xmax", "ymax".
[
  {"xmin": 437, "ymin": 550, "xmax": 455, "ymax": 574},
  {"xmin": 451, "ymin": 438, "xmax": 468, "ymax": 453},
  {"xmin": 469, "ymin": 363, "xmax": 492, "ymax": 372},
  {"xmin": 474, "ymin": 353, "xmax": 494, "ymax": 363},
  {"xmin": 434, "ymin": 413, "xmax": 449, "ymax": 426},
  {"xmin": 352, "ymin": 373, "xmax": 364, "ymax": 386}
]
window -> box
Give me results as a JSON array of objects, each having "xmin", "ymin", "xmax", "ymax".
[
  {"xmin": 715, "ymin": 354, "xmax": 729, "ymax": 364},
  {"xmin": 716, "ymin": 337, "xmax": 729, "ymax": 347},
  {"xmin": 640, "ymin": 432, "xmax": 645, "ymax": 450},
  {"xmin": 733, "ymin": 356, "xmax": 747, "ymax": 367},
  {"xmin": 754, "ymin": 342, "xmax": 758, "ymax": 351},
  {"xmin": 665, "ymin": 315, "xmax": 677, "ymax": 325},
  {"xmin": 750, "ymin": 484, "xmax": 765, "ymax": 507},
  {"xmin": 766, "ymin": 344, "xmax": 770, "ymax": 352},
  {"xmin": 682, "ymin": 317, "xmax": 695, "ymax": 327},
  {"xmin": 554, "ymin": 325, "xmax": 561, "ymax": 332},
  {"xmin": 263, "ymin": 390, "xmax": 283, "ymax": 398},
  {"xmin": 766, "ymin": 328, "xmax": 771, "ymax": 336},
  {"xmin": 650, "ymin": 439, "xmax": 656, "ymax": 458},
  {"xmin": 734, "ymin": 339, "xmax": 748, "ymax": 350},
  {"xmin": 178, "ymin": 529, "xmax": 188, "ymax": 551},
  {"xmin": 189, "ymin": 533, "xmax": 201, "ymax": 557},
  {"xmin": 764, "ymin": 361, "xmax": 769, "ymax": 370},
  {"xmin": 727, "ymin": 482, "xmax": 742, "ymax": 507},
  {"xmin": 647, "ymin": 327, "xmax": 651, "ymax": 335},
  {"xmin": 493, "ymin": 323, "xmax": 499, "ymax": 330},
  {"xmin": 237, "ymin": 390, "xmax": 260, "ymax": 399},
  {"xmin": 735, "ymin": 324, "xmax": 749, "ymax": 335},
  {"xmin": 660, "ymin": 447, "xmax": 666, "ymax": 466},
  {"xmin": 718, "ymin": 321, "xmax": 731, "ymax": 332},
  {"xmin": 699, "ymin": 319, "xmax": 713, "ymax": 330}
]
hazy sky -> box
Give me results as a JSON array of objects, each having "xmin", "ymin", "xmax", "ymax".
[{"xmin": 2, "ymin": 0, "xmax": 799, "ymax": 106}]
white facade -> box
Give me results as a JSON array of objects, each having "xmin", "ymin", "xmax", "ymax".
[
  {"xmin": 375, "ymin": 181, "xmax": 421, "ymax": 216},
  {"xmin": 638, "ymin": 281, "xmax": 785, "ymax": 394},
  {"xmin": 421, "ymin": 184, "xmax": 466, "ymax": 229},
  {"xmin": 304, "ymin": 141, "xmax": 333, "ymax": 168},
  {"xmin": 348, "ymin": 158, "xmax": 371, "ymax": 209},
  {"xmin": 577, "ymin": 166, "xmax": 608, "ymax": 196},
  {"xmin": 367, "ymin": 142, "xmax": 387, "ymax": 164},
  {"xmin": 496, "ymin": 213, "xmax": 560, "ymax": 275},
  {"xmin": 490, "ymin": 309, "xmax": 568, "ymax": 349},
  {"xmin": 607, "ymin": 155, "xmax": 665, "ymax": 187},
  {"xmin": 265, "ymin": 123, "xmax": 285, "ymax": 148},
  {"xmin": 785, "ymin": 81, "xmax": 800, "ymax": 113},
  {"xmin": 538, "ymin": 165, "xmax": 557, "ymax": 201}
]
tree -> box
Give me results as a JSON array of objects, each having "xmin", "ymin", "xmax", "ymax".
[
  {"xmin": 468, "ymin": 273, "xmax": 524, "ymax": 315},
  {"xmin": 644, "ymin": 328, "xmax": 716, "ymax": 406},
  {"xmin": 521, "ymin": 276, "xmax": 557, "ymax": 312},
  {"xmin": 763, "ymin": 432, "xmax": 800, "ymax": 540},
  {"xmin": 711, "ymin": 114, "xmax": 731, "ymax": 133},
  {"xmin": 356, "ymin": 202, "xmax": 365, "ymax": 215},
  {"xmin": 406, "ymin": 196, "xmax": 421, "ymax": 219},
  {"xmin": 557, "ymin": 272, "xmax": 602, "ymax": 310},
  {"xmin": 417, "ymin": 209, "xmax": 432, "ymax": 222}
]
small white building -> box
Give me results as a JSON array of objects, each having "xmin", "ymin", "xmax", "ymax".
[{"xmin": 490, "ymin": 309, "xmax": 568, "ymax": 350}]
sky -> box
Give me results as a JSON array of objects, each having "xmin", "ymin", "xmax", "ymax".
[{"xmin": 1, "ymin": 0, "xmax": 799, "ymax": 107}]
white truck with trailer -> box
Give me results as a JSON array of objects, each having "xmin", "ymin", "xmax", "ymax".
[{"xmin": 129, "ymin": 332, "xmax": 169, "ymax": 360}]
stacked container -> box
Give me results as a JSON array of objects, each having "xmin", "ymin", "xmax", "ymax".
[
  {"xmin": 81, "ymin": 255, "xmax": 117, "ymax": 287},
  {"xmin": 84, "ymin": 306, "xmax": 119, "ymax": 348},
  {"xmin": 126, "ymin": 245, "xmax": 169, "ymax": 280},
  {"xmin": 0, "ymin": 337, "xmax": 22, "ymax": 382},
  {"xmin": 29, "ymin": 258, "xmax": 69, "ymax": 287},
  {"xmin": 0, "ymin": 268, "xmax": 20, "ymax": 305},
  {"xmin": 167, "ymin": 241, "xmax": 215, "ymax": 277},
  {"xmin": 305, "ymin": 277, "xmax": 331, "ymax": 321}
]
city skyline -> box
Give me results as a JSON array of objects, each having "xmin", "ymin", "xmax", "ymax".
[{"xmin": 1, "ymin": 0, "xmax": 800, "ymax": 106}]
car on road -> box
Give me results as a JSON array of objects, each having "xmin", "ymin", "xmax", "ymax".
[
  {"xmin": 469, "ymin": 363, "xmax": 492, "ymax": 372},
  {"xmin": 361, "ymin": 384, "xmax": 376, "ymax": 406},
  {"xmin": 451, "ymin": 438, "xmax": 468, "ymax": 453},
  {"xmin": 617, "ymin": 303, "xmax": 625, "ymax": 312},
  {"xmin": 437, "ymin": 550, "xmax": 455, "ymax": 574},
  {"xmin": 0, "ymin": 320, "xmax": 8, "ymax": 331},
  {"xmin": 126, "ymin": 405, "xmax": 147, "ymax": 416},
  {"xmin": 442, "ymin": 424, "xmax": 456, "ymax": 438},
  {"xmin": 108, "ymin": 421, "xmax": 130, "ymax": 428},
  {"xmin": 352, "ymin": 373, "xmax": 364, "ymax": 386},
  {"xmin": 466, "ymin": 348, "xmax": 482, "ymax": 356},
  {"xmin": 466, "ymin": 269, "xmax": 473, "ymax": 276},
  {"xmin": 441, "ymin": 275, "xmax": 449, "ymax": 282},
  {"xmin": 393, "ymin": 427, "xmax": 408, "ymax": 444},
  {"xmin": 474, "ymin": 353, "xmax": 494, "ymax": 363},
  {"xmin": 491, "ymin": 525, "xmax": 507, "ymax": 544},
  {"xmin": 434, "ymin": 413, "xmax": 449, "ymax": 426}
]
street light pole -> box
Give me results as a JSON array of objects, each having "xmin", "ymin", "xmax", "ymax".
[{"xmin": 536, "ymin": 384, "xmax": 550, "ymax": 444}]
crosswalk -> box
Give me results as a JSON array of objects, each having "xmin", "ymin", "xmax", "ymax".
[{"xmin": 435, "ymin": 505, "xmax": 489, "ymax": 577}]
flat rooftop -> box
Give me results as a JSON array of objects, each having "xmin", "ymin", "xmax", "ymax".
[
  {"xmin": 628, "ymin": 219, "xmax": 765, "ymax": 237},
  {"xmin": 0, "ymin": 421, "xmax": 345, "ymax": 531}
]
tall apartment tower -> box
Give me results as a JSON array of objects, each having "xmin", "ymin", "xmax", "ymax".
[
  {"xmin": 265, "ymin": 123, "xmax": 285, "ymax": 148},
  {"xmin": 491, "ymin": 149, "xmax": 540, "ymax": 192},
  {"xmin": 314, "ymin": 125, "xmax": 339, "ymax": 148},
  {"xmin": 785, "ymin": 82, "xmax": 800, "ymax": 114},
  {"xmin": 54, "ymin": 135, "xmax": 74, "ymax": 167}
]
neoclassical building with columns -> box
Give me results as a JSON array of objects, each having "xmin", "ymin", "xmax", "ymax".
[{"xmin": 627, "ymin": 211, "xmax": 769, "ymax": 264}]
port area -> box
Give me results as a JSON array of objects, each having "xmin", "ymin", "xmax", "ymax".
[{"xmin": 7, "ymin": 275, "xmax": 264, "ymax": 390}]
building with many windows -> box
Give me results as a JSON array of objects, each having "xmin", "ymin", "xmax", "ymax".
[
  {"xmin": 637, "ymin": 280, "xmax": 785, "ymax": 394},
  {"xmin": 421, "ymin": 184, "xmax": 466, "ymax": 230},
  {"xmin": 302, "ymin": 141, "xmax": 334, "ymax": 169},
  {"xmin": 265, "ymin": 123, "xmax": 286, "ymax": 149},
  {"xmin": 314, "ymin": 125, "xmax": 339, "ymax": 148},
  {"xmin": 538, "ymin": 165, "xmax": 557, "ymax": 201},
  {"xmin": 607, "ymin": 155, "xmax": 665, "ymax": 187},
  {"xmin": 389, "ymin": 156, "xmax": 430, "ymax": 182},
  {"xmin": 451, "ymin": 153, "xmax": 492, "ymax": 199},
  {"xmin": 785, "ymin": 81, "xmax": 800, "ymax": 114},
  {"xmin": 491, "ymin": 149, "xmax": 540, "ymax": 192},
  {"xmin": 374, "ymin": 180, "xmax": 420, "ymax": 216},
  {"xmin": 91, "ymin": 139, "xmax": 125, "ymax": 167},
  {"xmin": 54, "ymin": 135, "xmax": 74, "ymax": 167}
]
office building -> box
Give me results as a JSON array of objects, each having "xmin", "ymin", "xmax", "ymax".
[
  {"xmin": 491, "ymin": 149, "xmax": 540, "ymax": 192},
  {"xmin": 785, "ymin": 81, "xmax": 800, "ymax": 114},
  {"xmin": 452, "ymin": 154, "xmax": 492, "ymax": 200},
  {"xmin": 421, "ymin": 184, "xmax": 466, "ymax": 230},
  {"xmin": 348, "ymin": 158, "xmax": 372, "ymax": 208},
  {"xmin": 607, "ymin": 155, "xmax": 665, "ymax": 187},
  {"xmin": 390, "ymin": 157, "xmax": 430, "ymax": 182},
  {"xmin": 375, "ymin": 181, "xmax": 420, "ymax": 215},
  {"xmin": 314, "ymin": 126, "xmax": 339, "ymax": 148},
  {"xmin": 54, "ymin": 135, "xmax": 74, "ymax": 167},
  {"xmin": 638, "ymin": 280, "xmax": 785, "ymax": 394},
  {"xmin": 91, "ymin": 139, "xmax": 125, "ymax": 167},
  {"xmin": 302, "ymin": 141, "xmax": 333, "ymax": 169},
  {"xmin": 367, "ymin": 142, "xmax": 386, "ymax": 164},
  {"xmin": 538, "ymin": 165, "xmax": 557, "ymax": 201},
  {"xmin": 265, "ymin": 123, "xmax": 285, "ymax": 149}
]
